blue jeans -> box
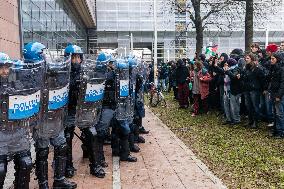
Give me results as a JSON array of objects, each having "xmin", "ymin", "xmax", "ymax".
[
  {"xmin": 244, "ymin": 91, "xmax": 261, "ymax": 123},
  {"xmin": 259, "ymin": 93, "xmax": 273, "ymax": 122},
  {"xmin": 273, "ymin": 96, "xmax": 284, "ymax": 135},
  {"xmin": 224, "ymin": 92, "xmax": 241, "ymax": 123}
]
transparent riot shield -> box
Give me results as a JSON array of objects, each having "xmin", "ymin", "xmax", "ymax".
[
  {"xmin": 75, "ymin": 56, "xmax": 107, "ymax": 128},
  {"xmin": 0, "ymin": 61, "xmax": 43, "ymax": 151},
  {"xmin": 129, "ymin": 59, "xmax": 138, "ymax": 118},
  {"xmin": 115, "ymin": 59, "xmax": 132, "ymax": 120},
  {"xmin": 38, "ymin": 56, "xmax": 71, "ymax": 138},
  {"xmin": 136, "ymin": 60, "xmax": 146, "ymax": 106}
]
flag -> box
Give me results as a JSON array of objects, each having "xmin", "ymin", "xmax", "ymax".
[{"xmin": 205, "ymin": 45, "xmax": 218, "ymax": 56}]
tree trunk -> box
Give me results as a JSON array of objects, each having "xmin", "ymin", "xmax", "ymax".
[
  {"xmin": 245, "ymin": 0, "xmax": 254, "ymax": 53},
  {"xmin": 194, "ymin": 1, "xmax": 203, "ymax": 56}
]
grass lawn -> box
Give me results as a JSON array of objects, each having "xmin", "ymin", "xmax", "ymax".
[{"xmin": 148, "ymin": 92, "xmax": 284, "ymax": 189}]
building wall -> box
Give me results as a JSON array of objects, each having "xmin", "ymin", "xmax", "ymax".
[{"xmin": 0, "ymin": 0, "xmax": 21, "ymax": 59}]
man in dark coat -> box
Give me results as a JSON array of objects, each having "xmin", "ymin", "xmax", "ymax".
[{"xmin": 176, "ymin": 59, "xmax": 189, "ymax": 108}]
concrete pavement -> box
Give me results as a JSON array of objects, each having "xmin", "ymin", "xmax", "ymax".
[{"xmin": 28, "ymin": 107, "xmax": 226, "ymax": 189}]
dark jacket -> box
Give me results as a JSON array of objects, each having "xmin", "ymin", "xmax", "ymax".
[
  {"xmin": 241, "ymin": 65, "xmax": 265, "ymax": 92},
  {"xmin": 176, "ymin": 65, "xmax": 189, "ymax": 85},
  {"xmin": 268, "ymin": 64, "xmax": 284, "ymax": 99},
  {"xmin": 67, "ymin": 63, "xmax": 81, "ymax": 116},
  {"xmin": 225, "ymin": 66, "xmax": 242, "ymax": 95}
]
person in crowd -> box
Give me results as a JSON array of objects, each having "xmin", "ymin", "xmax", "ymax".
[
  {"xmin": 158, "ymin": 62, "xmax": 168, "ymax": 91},
  {"xmin": 168, "ymin": 61, "xmax": 178, "ymax": 100},
  {"xmin": 268, "ymin": 52, "xmax": 284, "ymax": 138},
  {"xmin": 176, "ymin": 59, "xmax": 189, "ymax": 109},
  {"xmin": 216, "ymin": 53, "xmax": 229, "ymax": 114},
  {"xmin": 191, "ymin": 61, "xmax": 211, "ymax": 116},
  {"xmin": 223, "ymin": 58, "xmax": 242, "ymax": 125},
  {"xmin": 240, "ymin": 53, "xmax": 265, "ymax": 129},
  {"xmin": 258, "ymin": 49, "xmax": 274, "ymax": 126},
  {"xmin": 251, "ymin": 43, "xmax": 260, "ymax": 54}
]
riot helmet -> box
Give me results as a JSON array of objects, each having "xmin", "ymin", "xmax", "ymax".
[
  {"xmin": 23, "ymin": 42, "xmax": 46, "ymax": 63},
  {"xmin": 64, "ymin": 44, "xmax": 84, "ymax": 64}
]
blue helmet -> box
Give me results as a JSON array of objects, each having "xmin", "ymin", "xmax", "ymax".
[
  {"xmin": 23, "ymin": 42, "xmax": 46, "ymax": 62},
  {"xmin": 115, "ymin": 58, "xmax": 129, "ymax": 69},
  {"xmin": 0, "ymin": 52, "xmax": 13, "ymax": 66},
  {"xmin": 12, "ymin": 59, "xmax": 25, "ymax": 69},
  {"xmin": 128, "ymin": 57, "xmax": 137, "ymax": 68},
  {"xmin": 64, "ymin": 44, "xmax": 83, "ymax": 56},
  {"xmin": 97, "ymin": 52, "xmax": 110, "ymax": 63}
]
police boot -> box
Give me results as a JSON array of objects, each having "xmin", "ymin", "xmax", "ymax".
[
  {"xmin": 64, "ymin": 126, "xmax": 76, "ymax": 178},
  {"xmin": 111, "ymin": 127, "xmax": 120, "ymax": 156},
  {"xmin": 97, "ymin": 136, "xmax": 108, "ymax": 168},
  {"xmin": 80, "ymin": 132, "xmax": 89, "ymax": 159},
  {"xmin": 13, "ymin": 151, "xmax": 32, "ymax": 189},
  {"xmin": 136, "ymin": 117, "xmax": 149, "ymax": 134},
  {"xmin": 129, "ymin": 132, "xmax": 140, "ymax": 153},
  {"xmin": 89, "ymin": 136, "xmax": 105, "ymax": 178},
  {"xmin": 0, "ymin": 156, "xmax": 7, "ymax": 188},
  {"xmin": 53, "ymin": 144, "xmax": 77, "ymax": 189},
  {"xmin": 35, "ymin": 147, "xmax": 49, "ymax": 189},
  {"xmin": 120, "ymin": 135, "xmax": 137, "ymax": 162},
  {"xmin": 133, "ymin": 122, "xmax": 145, "ymax": 144}
]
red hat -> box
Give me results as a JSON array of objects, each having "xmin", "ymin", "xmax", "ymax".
[{"xmin": 266, "ymin": 44, "xmax": 278, "ymax": 53}]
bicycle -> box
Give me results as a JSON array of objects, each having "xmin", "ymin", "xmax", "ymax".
[{"xmin": 148, "ymin": 82, "xmax": 167, "ymax": 107}]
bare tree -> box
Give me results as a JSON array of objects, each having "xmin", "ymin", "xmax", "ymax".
[{"xmin": 165, "ymin": 0, "xmax": 281, "ymax": 56}]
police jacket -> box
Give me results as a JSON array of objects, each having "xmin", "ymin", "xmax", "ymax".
[
  {"xmin": 67, "ymin": 63, "xmax": 81, "ymax": 116},
  {"xmin": 102, "ymin": 69, "xmax": 116, "ymax": 110}
]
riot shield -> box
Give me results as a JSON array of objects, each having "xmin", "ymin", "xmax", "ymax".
[
  {"xmin": 129, "ymin": 58, "xmax": 138, "ymax": 118},
  {"xmin": 115, "ymin": 59, "xmax": 132, "ymax": 120},
  {"xmin": 135, "ymin": 60, "xmax": 146, "ymax": 117},
  {"xmin": 0, "ymin": 61, "xmax": 43, "ymax": 144},
  {"xmin": 75, "ymin": 55, "xmax": 107, "ymax": 128},
  {"xmin": 39, "ymin": 56, "xmax": 71, "ymax": 138}
]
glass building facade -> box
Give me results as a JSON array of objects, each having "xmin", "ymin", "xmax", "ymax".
[{"xmin": 21, "ymin": 0, "xmax": 88, "ymax": 55}]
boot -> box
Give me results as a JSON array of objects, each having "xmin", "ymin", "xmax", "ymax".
[
  {"xmin": 35, "ymin": 147, "xmax": 49, "ymax": 189},
  {"xmin": 0, "ymin": 156, "xmax": 7, "ymax": 188},
  {"xmin": 97, "ymin": 136, "xmax": 108, "ymax": 168},
  {"xmin": 14, "ymin": 151, "xmax": 32, "ymax": 189},
  {"xmin": 111, "ymin": 127, "xmax": 120, "ymax": 156},
  {"xmin": 81, "ymin": 132, "xmax": 89, "ymax": 159},
  {"xmin": 136, "ymin": 117, "xmax": 149, "ymax": 134},
  {"xmin": 134, "ymin": 135, "xmax": 146, "ymax": 143},
  {"xmin": 120, "ymin": 135, "xmax": 137, "ymax": 162},
  {"xmin": 129, "ymin": 133, "xmax": 140, "ymax": 153},
  {"xmin": 89, "ymin": 136, "xmax": 105, "ymax": 178},
  {"xmin": 139, "ymin": 126, "xmax": 150, "ymax": 134},
  {"xmin": 64, "ymin": 126, "xmax": 76, "ymax": 178},
  {"xmin": 53, "ymin": 144, "xmax": 77, "ymax": 189},
  {"xmin": 133, "ymin": 119, "xmax": 146, "ymax": 143}
]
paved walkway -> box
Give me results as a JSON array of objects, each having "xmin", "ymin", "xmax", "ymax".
[{"xmin": 28, "ymin": 107, "xmax": 226, "ymax": 189}]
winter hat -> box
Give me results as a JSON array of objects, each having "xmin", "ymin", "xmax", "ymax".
[
  {"xmin": 199, "ymin": 54, "xmax": 206, "ymax": 62},
  {"xmin": 227, "ymin": 58, "xmax": 238, "ymax": 67},
  {"xmin": 177, "ymin": 59, "xmax": 184, "ymax": 66},
  {"xmin": 220, "ymin": 53, "xmax": 229, "ymax": 62},
  {"xmin": 230, "ymin": 49, "xmax": 244, "ymax": 61},
  {"xmin": 266, "ymin": 44, "xmax": 278, "ymax": 53},
  {"xmin": 271, "ymin": 52, "xmax": 283, "ymax": 63}
]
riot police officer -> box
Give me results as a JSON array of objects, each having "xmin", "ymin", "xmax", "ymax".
[
  {"xmin": 23, "ymin": 42, "xmax": 77, "ymax": 189},
  {"xmin": 128, "ymin": 56, "xmax": 142, "ymax": 153},
  {"xmin": 111, "ymin": 58, "xmax": 137, "ymax": 162},
  {"xmin": 75, "ymin": 53, "xmax": 107, "ymax": 178},
  {"xmin": 64, "ymin": 44, "xmax": 83, "ymax": 178},
  {"xmin": 0, "ymin": 52, "xmax": 33, "ymax": 189}
]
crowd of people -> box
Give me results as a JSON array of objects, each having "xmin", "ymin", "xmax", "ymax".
[{"xmin": 154, "ymin": 42, "xmax": 284, "ymax": 138}]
